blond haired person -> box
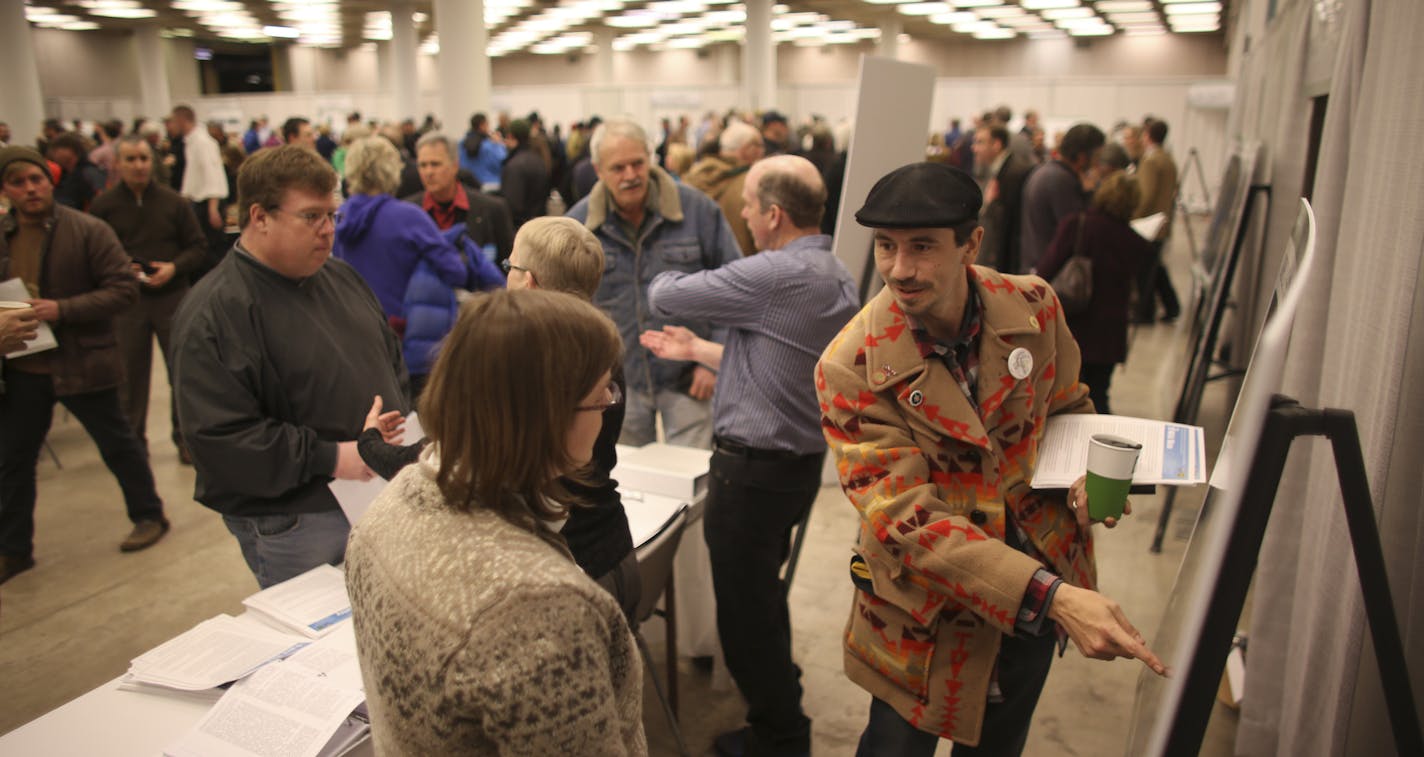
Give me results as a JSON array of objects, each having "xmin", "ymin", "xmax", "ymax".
[
  {"xmin": 363, "ymin": 217, "xmax": 642, "ymax": 617},
  {"xmin": 346, "ymin": 289, "xmax": 646, "ymax": 756}
]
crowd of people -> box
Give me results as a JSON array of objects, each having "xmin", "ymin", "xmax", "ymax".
[{"xmin": 0, "ymin": 100, "xmax": 1180, "ymax": 756}]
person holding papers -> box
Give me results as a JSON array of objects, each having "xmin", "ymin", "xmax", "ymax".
[
  {"xmin": 815, "ymin": 162, "xmax": 1164, "ymax": 756},
  {"xmin": 1, "ymin": 145, "xmax": 171, "ymax": 585},
  {"xmin": 171, "ymin": 145, "xmax": 409, "ymax": 589},
  {"xmin": 0, "ymin": 306, "xmax": 39, "ymax": 354},
  {"xmin": 1036, "ymin": 172, "xmax": 1150, "ymax": 415},
  {"xmin": 345, "ymin": 289, "xmax": 645, "ymax": 755}
]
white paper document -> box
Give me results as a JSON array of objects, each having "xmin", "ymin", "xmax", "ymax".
[
  {"xmin": 1030, "ymin": 414, "xmax": 1206, "ymax": 490},
  {"xmin": 165, "ymin": 663, "xmax": 366, "ymax": 757},
  {"xmin": 0, "ymin": 277, "xmax": 58, "ymax": 358},
  {"xmin": 621, "ymin": 490, "xmax": 688, "ymax": 549},
  {"xmin": 614, "ymin": 443, "xmax": 712, "ymax": 499},
  {"xmin": 127, "ymin": 614, "xmax": 308, "ymax": 692},
  {"xmin": 242, "ymin": 565, "xmax": 352, "ymax": 639},
  {"xmin": 1131, "ymin": 212, "xmax": 1167, "ymax": 241}
]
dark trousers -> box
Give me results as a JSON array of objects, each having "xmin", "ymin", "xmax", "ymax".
[
  {"xmin": 191, "ymin": 200, "xmax": 232, "ymax": 281},
  {"xmin": 115, "ymin": 286, "xmax": 188, "ymax": 448},
  {"xmin": 1080, "ymin": 362, "xmax": 1115, "ymax": 416},
  {"xmin": 1134, "ymin": 239, "xmax": 1181, "ymax": 321},
  {"xmin": 0, "ymin": 367, "xmax": 165, "ymax": 558},
  {"xmin": 855, "ymin": 631, "xmax": 1057, "ymax": 757},
  {"xmin": 705, "ymin": 443, "xmax": 824, "ymax": 756}
]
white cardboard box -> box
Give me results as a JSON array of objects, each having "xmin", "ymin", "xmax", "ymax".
[{"xmin": 613, "ymin": 443, "xmax": 712, "ymax": 500}]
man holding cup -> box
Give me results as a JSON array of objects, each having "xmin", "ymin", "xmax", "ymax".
[
  {"xmin": 816, "ymin": 162, "xmax": 1164, "ymax": 755},
  {"xmin": 0, "ymin": 146, "xmax": 171, "ymax": 585}
]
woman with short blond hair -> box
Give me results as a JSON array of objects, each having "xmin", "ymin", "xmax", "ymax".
[{"xmin": 346, "ymin": 289, "xmax": 646, "ymax": 756}]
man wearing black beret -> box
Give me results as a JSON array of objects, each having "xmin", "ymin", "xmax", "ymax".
[{"xmin": 815, "ymin": 161, "xmax": 1164, "ymax": 754}]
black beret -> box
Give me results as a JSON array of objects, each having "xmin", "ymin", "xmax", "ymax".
[{"xmin": 855, "ymin": 162, "xmax": 982, "ymax": 229}]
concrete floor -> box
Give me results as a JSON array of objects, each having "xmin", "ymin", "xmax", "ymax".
[{"xmin": 0, "ymin": 227, "xmax": 1242, "ymax": 756}]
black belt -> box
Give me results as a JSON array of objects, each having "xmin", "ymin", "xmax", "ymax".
[{"xmin": 713, "ymin": 436, "xmax": 818, "ymax": 462}]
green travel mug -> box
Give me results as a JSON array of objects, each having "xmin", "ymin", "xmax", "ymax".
[{"xmin": 1085, "ymin": 433, "xmax": 1141, "ymax": 521}]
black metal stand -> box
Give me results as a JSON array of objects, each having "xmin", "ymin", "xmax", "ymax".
[
  {"xmin": 1152, "ymin": 183, "xmax": 1271, "ymax": 554},
  {"xmin": 1162, "ymin": 396, "xmax": 1423, "ymax": 755}
]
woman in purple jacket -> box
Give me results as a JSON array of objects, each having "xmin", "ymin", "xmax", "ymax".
[{"xmin": 1037, "ymin": 171, "xmax": 1149, "ymax": 415}]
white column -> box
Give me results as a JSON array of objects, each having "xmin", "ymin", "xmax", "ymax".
[
  {"xmin": 434, "ymin": 0, "xmax": 491, "ymax": 138},
  {"xmin": 1, "ymin": 0, "xmax": 46, "ymax": 146},
  {"xmin": 131, "ymin": 24, "xmax": 172, "ymax": 120},
  {"xmin": 878, "ymin": 17, "xmax": 902, "ymax": 59},
  {"xmin": 594, "ymin": 26, "xmax": 616, "ymax": 85},
  {"xmin": 391, "ymin": 2, "xmax": 420, "ymax": 122},
  {"xmin": 288, "ymin": 45, "xmax": 318, "ymax": 94},
  {"xmin": 741, "ymin": 0, "xmax": 775, "ymax": 111}
]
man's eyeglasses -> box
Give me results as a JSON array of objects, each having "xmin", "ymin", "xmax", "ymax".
[
  {"xmin": 501, "ymin": 259, "xmax": 536, "ymax": 284},
  {"xmin": 576, "ymin": 382, "xmax": 623, "ymax": 413},
  {"xmin": 271, "ymin": 207, "xmax": 342, "ymax": 229}
]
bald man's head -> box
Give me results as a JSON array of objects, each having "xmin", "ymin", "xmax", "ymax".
[{"xmin": 748, "ymin": 154, "xmax": 826, "ymax": 231}]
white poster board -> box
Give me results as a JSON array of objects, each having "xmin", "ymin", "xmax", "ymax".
[{"xmin": 831, "ymin": 56, "xmax": 937, "ymax": 298}]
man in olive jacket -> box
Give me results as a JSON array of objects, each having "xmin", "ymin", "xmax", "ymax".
[
  {"xmin": 0, "ymin": 146, "xmax": 170, "ymax": 585},
  {"xmin": 816, "ymin": 162, "xmax": 1164, "ymax": 754}
]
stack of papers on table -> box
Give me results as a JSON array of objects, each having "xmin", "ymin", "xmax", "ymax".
[
  {"xmin": 123, "ymin": 614, "xmax": 308, "ymax": 697},
  {"xmin": 242, "ymin": 564, "xmax": 352, "ymax": 639},
  {"xmin": 1030, "ymin": 414, "xmax": 1207, "ymax": 490},
  {"xmin": 621, "ymin": 490, "xmax": 688, "ymax": 549}
]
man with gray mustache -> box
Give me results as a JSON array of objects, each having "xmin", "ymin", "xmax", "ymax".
[{"xmin": 567, "ymin": 118, "xmax": 742, "ymax": 449}]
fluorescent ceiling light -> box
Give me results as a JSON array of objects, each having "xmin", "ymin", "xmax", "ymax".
[
  {"xmin": 28, "ymin": 10, "xmax": 82, "ymax": 23},
  {"xmin": 667, "ymin": 36, "xmax": 708, "ymax": 47},
  {"xmin": 975, "ymin": 6, "xmax": 1025, "ymax": 17},
  {"xmin": 973, "ymin": 27, "xmax": 1015, "ymax": 38},
  {"xmin": 172, "ymin": 0, "xmax": 245, "ymax": 12},
  {"xmin": 1169, "ymin": 13, "xmax": 1220, "ymax": 24},
  {"xmin": 952, "ymin": 19, "xmax": 998, "ymax": 32},
  {"xmin": 1055, "ymin": 16, "xmax": 1110, "ymax": 27},
  {"xmin": 1094, "ymin": 0, "xmax": 1151, "ymax": 10},
  {"xmin": 608, "ymin": 12, "xmax": 658, "ymax": 26},
  {"xmin": 1107, "ymin": 11, "xmax": 1160, "ymax": 22},
  {"xmin": 998, "ymin": 15, "xmax": 1051, "ymax": 27},
  {"xmin": 864, "ymin": 0, "xmax": 915, "ymax": 4},
  {"xmin": 60, "ymin": 20, "xmax": 102, "ymax": 30},
  {"xmin": 1068, "ymin": 25, "xmax": 1113, "ymax": 35},
  {"xmin": 898, "ymin": 2, "xmax": 952, "ymax": 15},
  {"xmin": 951, "ymin": 0, "xmax": 1004, "ymax": 7},
  {"xmin": 1164, "ymin": 1, "xmax": 1221, "ymax": 13},
  {"xmin": 1019, "ymin": 0, "xmax": 1077, "ymax": 8},
  {"xmin": 1041, "ymin": 7, "xmax": 1094, "ymax": 19},
  {"xmin": 1029, "ymin": 29, "xmax": 1067, "ymax": 38},
  {"xmin": 264, "ymin": 25, "xmax": 300, "ymax": 38},
  {"xmin": 89, "ymin": 7, "xmax": 158, "ymax": 18},
  {"xmin": 930, "ymin": 11, "xmax": 978, "ymax": 23}
]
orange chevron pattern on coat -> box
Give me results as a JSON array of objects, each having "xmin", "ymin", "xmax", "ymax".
[{"xmin": 817, "ymin": 266, "xmax": 1095, "ymax": 746}]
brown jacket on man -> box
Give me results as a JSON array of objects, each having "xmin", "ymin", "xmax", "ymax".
[
  {"xmin": 0, "ymin": 204, "xmax": 137, "ymax": 396},
  {"xmin": 1134, "ymin": 146, "xmax": 1178, "ymax": 240},
  {"xmin": 683, "ymin": 155, "xmax": 755, "ymax": 255}
]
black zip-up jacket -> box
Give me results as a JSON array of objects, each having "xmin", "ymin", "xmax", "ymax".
[{"xmin": 171, "ymin": 244, "xmax": 410, "ymax": 517}]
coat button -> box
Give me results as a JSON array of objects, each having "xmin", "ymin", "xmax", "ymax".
[{"xmin": 969, "ymin": 509, "xmax": 987, "ymax": 525}]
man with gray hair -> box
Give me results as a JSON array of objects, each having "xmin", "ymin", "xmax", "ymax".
[
  {"xmin": 684, "ymin": 120, "xmax": 765, "ymax": 255},
  {"xmin": 641, "ymin": 155, "xmax": 859, "ymax": 756},
  {"xmin": 567, "ymin": 118, "xmax": 742, "ymax": 449},
  {"xmin": 404, "ymin": 132, "xmax": 514, "ymax": 266}
]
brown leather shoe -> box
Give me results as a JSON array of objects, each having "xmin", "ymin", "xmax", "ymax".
[
  {"xmin": 0, "ymin": 554, "xmax": 36, "ymax": 585},
  {"xmin": 120, "ymin": 519, "xmax": 170, "ymax": 552}
]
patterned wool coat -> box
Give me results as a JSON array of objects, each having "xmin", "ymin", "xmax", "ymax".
[{"xmin": 815, "ymin": 265, "xmax": 1096, "ymax": 745}]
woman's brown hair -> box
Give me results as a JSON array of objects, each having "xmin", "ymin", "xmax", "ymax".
[
  {"xmin": 1091, "ymin": 171, "xmax": 1141, "ymax": 223},
  {"xmin": 418, "ymin": 289, "xmax": 622, "ymax": 540}
]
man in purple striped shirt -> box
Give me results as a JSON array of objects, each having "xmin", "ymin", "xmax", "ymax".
[{"xmin": 643, "ymin": 155, "xmax": 859, "ymax": 757}]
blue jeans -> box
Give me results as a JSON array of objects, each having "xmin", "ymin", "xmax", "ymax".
[
  {"xmin": 222, "ymin": 510, "xmax": 351, "ymax": 589},
  {"xmin": 855, "ymin": 630, "xmax": 1057, "ymax": 757},
  {"xmin": 618, "ymin": 386, "xmax": 711, "ymax": 449}
]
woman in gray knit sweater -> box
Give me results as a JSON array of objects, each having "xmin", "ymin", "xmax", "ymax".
[{"xmin": 345, "ymin": 289, "xmax": 646, "ymax": 756}]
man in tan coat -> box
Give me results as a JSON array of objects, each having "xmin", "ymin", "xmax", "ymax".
[
  {"xmin": 1132, "ymin": 119, "xmax": 1181, "ymax": 323},
  {"xmin": 684, "ymin": 120, "xmax": 764, "ymax": 256},
  {"xmin": 816, "ymin": 162, "xmax": 1164, "ymax": 755}
]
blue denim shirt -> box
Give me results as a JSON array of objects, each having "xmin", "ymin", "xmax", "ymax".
[{"xmin": 567, "ymin": 166, "xmax": 742, "ymax": 395}]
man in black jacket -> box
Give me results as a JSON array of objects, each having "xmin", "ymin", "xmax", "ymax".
[
  {"xmin": 404, "ymin": 132, "xmax": 515, "ymax": 266},
  {"xmin": 171, "ymin": 145, "xmax": 409, "ymax": 589},
  {"xmin": 90, "ymin": 134, "xmax": 208, "ymax": 459},
  {"xmin": 972, "ymin": 123, "xmax": 1034, "ymax": 274},
  {"xmin": 500, "ymin": 119, "xmax": 550, "ymax": 230}
]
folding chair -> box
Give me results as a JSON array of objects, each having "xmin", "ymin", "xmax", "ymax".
[{"xmin": 632, "ymin": 505, "xmax": 691, "ymax": 757}]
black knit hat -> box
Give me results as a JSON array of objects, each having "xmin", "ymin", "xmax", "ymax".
[
  {"xmin": 855, "ymin": 161, "xmax": 982, "ymax": 229},
  {"xmin": 0, "ymin": 146, "xmax": 51, "ymax": 183}
]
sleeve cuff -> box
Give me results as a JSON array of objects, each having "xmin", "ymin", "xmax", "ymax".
[{"xmin": 1014, "ymin": 568, "xmax": 1062, "ymax": 637}]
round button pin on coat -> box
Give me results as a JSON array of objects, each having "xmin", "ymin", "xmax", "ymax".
[
  {"xmin": 1008, "ymin": 348, "xmax": 1033, "ymax": 380},
  {"xmin": 909, "ymin": 389, "xmax": 924, "ymax": 407}
]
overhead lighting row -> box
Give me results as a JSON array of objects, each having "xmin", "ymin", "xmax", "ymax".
[{"xmin": 860, "ymin": 0, "xmax": 1220, "ymax": 38}]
